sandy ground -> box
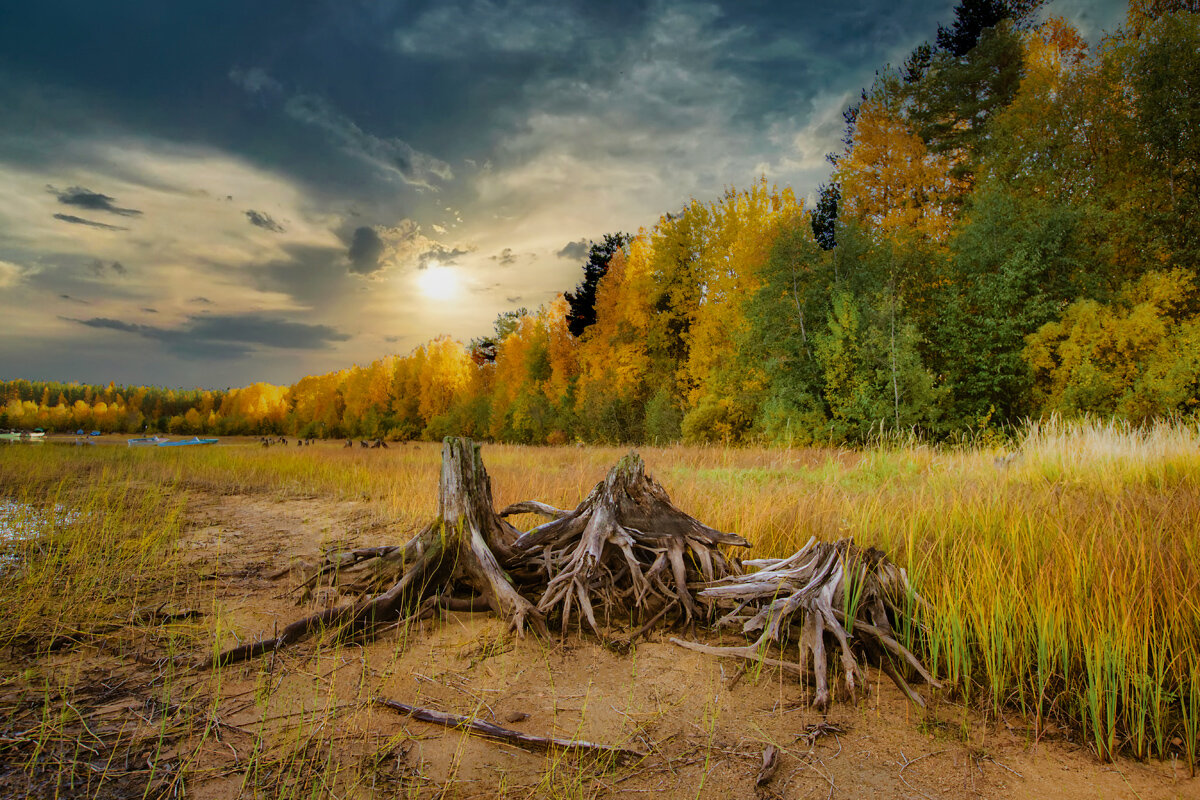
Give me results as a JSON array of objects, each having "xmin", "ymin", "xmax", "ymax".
[{"xmin": 160, "ymin": 489, "xmax": 1197, "ymax": 800}]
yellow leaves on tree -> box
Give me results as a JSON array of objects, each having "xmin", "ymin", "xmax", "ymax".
[
  {"xmin": 576, "ymin": 243, "xmax": 654, "ymax": 388},
  {"xmin": 1024, "ymin": 269, "xmax": 1200, "ymax": 421},
  {"xmin": 417, "ymin": 336, "xmax": 473, "ymax": 422},
  {"xmin": 681, "ymin": 180, "xmax": 801, "ymax": 407},
  {"xmin": 986, "ymin": 18, "xmax": 1096, "ymax": 199},
  {"xmin": 836, "ymin": 100, "xmax": 961, "ymax": 242}
]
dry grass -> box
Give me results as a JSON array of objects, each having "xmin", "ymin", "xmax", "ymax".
[{"xmin": 0, "ymin": 417, "xmax": 1197, "ymax": 798}]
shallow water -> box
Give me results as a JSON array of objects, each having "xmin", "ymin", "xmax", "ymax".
[{"xmin": 0, "ymin": 498, "xmax": 84, "ymax": 543}]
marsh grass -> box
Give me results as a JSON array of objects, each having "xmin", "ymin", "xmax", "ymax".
[
  {"xmin": 1, "ymin": 416, "xmax": 1198, "ymax": 796},
  {"xmin": 0, "ymin": 446, "xmax": 211, "ymax": 799}
]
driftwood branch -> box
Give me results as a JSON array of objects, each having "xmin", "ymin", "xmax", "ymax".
[{"xmin": 373, "ymin": 697, "xmax": 645, "ymax": 762}]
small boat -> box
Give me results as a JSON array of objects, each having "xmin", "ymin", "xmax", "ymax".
[
  {"xmin": 0, "ymin": 430, "xmax": 45, "ymax": 442},
  {"xmin": 127, "ymin": 436, "xmax": 171, "ymax": 446},
  {"xmin": 157, "ymin": 437, "xmax": 218, "ymax": 447}
]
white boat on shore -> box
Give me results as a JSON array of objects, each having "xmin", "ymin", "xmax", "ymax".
[{"xmin": 127, "ymin": 436, "xmax": 171, "ymax": 446}]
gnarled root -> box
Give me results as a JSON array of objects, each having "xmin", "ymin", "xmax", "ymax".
[
  {"xmin": 673, "ymin": 537, "xmax": 939, "ymax": 710},
  {"xmin": 510, "ymin": 453, "xmax": 748, "ymax": 635},
  {"xmin": 201, "ymin": 438, "xmax": 545, "ymax": 669}
]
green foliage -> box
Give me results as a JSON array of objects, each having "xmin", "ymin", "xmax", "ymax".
[
  {"xmin": 1024, "ymin": 269, "xmax": 1200, "ymax": 421},
  {"xmin": 935, "ymin": 187, "xmax": 1088, "ymax": 421},
  {"xmin": 6, "ymin": 8, "xmax": 1200, "ymax": 446},
  {"xmin": 1128, "ymin": 10, "xmax": 1200, "ymax": 268},
  {"xmin": 681, "ymin": 396, "xmax": 755, "ymax": 444},
  {"xmin": 643, "ymin": 387, "xmax": 682, "ymax": 444}
]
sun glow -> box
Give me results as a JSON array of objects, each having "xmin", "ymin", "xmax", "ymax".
[{"xmin": 416, "ymin": 263, "xmax": 460, "ymax": 300}]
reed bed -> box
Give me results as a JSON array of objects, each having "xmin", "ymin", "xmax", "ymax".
[
  {"xmin": 1, "ymin": 417, "xmax": 1197, "ymax": 774},
  {"xmin": 0, "ymin": 447, "xmax": 205, "ymax": 799}
]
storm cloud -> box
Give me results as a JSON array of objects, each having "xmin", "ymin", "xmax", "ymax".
[
  {"xmin": 0, "ymin": 0, "xmax": 1131, "ymax": 388},
  {"xmin": 281, "ymin": 92, "xmax": 454, "ymax": 191},
  {"xmin": 70, "ymin": 312, "xmax": 351, "ymax": 360}
]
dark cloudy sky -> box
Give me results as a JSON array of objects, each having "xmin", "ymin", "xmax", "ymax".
[{"xmin": 0, "ymin": 0, "xmax": 1125, "ymax": 388}]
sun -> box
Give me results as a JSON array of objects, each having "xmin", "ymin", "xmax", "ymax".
[{"xmin": 416, "ymin": 263, "xmax": 460, "ymax": 300}]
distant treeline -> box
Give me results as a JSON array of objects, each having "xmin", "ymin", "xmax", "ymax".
[{"xmin": 4, "ymin": 2, "xmax": 1199, "ymax": 444}]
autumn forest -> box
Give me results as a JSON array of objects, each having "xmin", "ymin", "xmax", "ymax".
[{"xmin": 5, "ymin": 0, "xmax": 1199, "ymax": 445}]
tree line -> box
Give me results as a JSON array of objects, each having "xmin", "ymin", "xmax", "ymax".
[{"xmin": 4, "ymin": 1, "xmax": 1198, "ymax": 444}]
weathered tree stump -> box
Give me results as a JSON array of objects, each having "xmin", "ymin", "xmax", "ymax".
[
  {"xmin": 672, "ymin": 537, "xmax": 939, "ymax": 710},
  {"xmin": 203, "ymin": 438, "xmax": 543, "ymax": 667},
  {"xmin": 503, "ymin": 453, "xmax": 749, "ymax": 634},
  {"xmin": 201, "ymin": 440, "xmax": 935, "ymax": 716}
]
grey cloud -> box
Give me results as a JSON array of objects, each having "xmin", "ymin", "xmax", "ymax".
[
  {"xmin": 252, "ymin": 244, "xmax": 350, "ymax": 305},
  {"xmin": 348, "ymin": 226, "xmax": 385, "ymax": 274},
  {"xmin": 556, "ymin": 239, "xmax": 588, "ymax": 260},
  {"xmin": 245, "ymin": 209, "xmax": 285, "ymax": 232},
  {"xmin": 142, "ymin": 307, "xmax": 157, "ymax": 313},
  {"xmin": 59, "ymin": 294, "xmax": 90, "ymax": 304},
  {"xmin": 53, "ymin": 214, "xmax": 128, "ymax": 231},
  {"xmin": 282, "ymin": 93, "xmax": 453, "ymax": 190},
  {"xmin": 88, "ymin": 259, "xmax": 126, "ymax": 277},
  {"xmin": 189, "ymin": 315, "xmax": 351, "ymax": 349},
  {"xmin": 228, "ymin": 66, "xmax": 283, "ymax": 95},
  {"xmin": 490, "ymin": 247, "xmax": 517, "ymax": 266},
  {"xmin": 68, "ymin": 312, "xmax": 350, "ymax": 360},
  {"xmin": 69, "ymin": 316, "xmax": 253, "ymax": 360},
  {"xmin": 50, "ymin": 185, "xmax": 142, "ymax": 217},
  {"xmin": 394, "ymin": 1, "xmax": 583, "ymax": 57},
  {"xmin": 417, "ymin": 243, "xmax": 470, "ymax": 269},
  {"xmin": 190, "ymin": 296, "xmax": 213, "ymax": 304}
]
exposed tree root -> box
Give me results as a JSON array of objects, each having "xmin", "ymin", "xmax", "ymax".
[
  {"xmin": 200, "ymin": 441, "xmax": 937, "ymax": 717},
  {"xmin": 201, "ymin": 438, "xmax": 544, "ymax": 668},
  {"xmin": 509, "ymin": 453, "xmax": 749, "ymax": 634},
  {"xmin": 672, "ymin": 537, "xmax": 938, "ymax": 711}
]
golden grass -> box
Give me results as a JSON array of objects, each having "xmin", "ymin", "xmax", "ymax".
[{"xmin": 1, "ymin": 417, "xmax": 1197, "ymax": 776}]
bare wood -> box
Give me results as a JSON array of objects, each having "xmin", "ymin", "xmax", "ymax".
[
  {"xmin": 756, "ymin": 744, "xmax": 780, "ymax": 787},
  {"xmin": 203, "ymin": 437, "xmax": 545, "ymax": 668},
  {"xmin": 498, "ymin": 500, "xmax": 570, "ymax": 520},
  {"xmin": 373, "ymin": 697, "xmax": 645, "ymax": 762},
  {"xmin": 676, "ymin": 538, "xmax": 936, "ymax": 711},
  {"xmin": 668, "ymin": 637, "xmax": 811, "ymax": 682},
  {"xmin": 509, "ymin": 453, "xmax": 748, "ymax": 636}
]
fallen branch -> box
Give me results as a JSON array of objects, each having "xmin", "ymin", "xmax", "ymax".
[{"xmin": 373, "ymin": 697, "xmax": 645, "ymax": 762}]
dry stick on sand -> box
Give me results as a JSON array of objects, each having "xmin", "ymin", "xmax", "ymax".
[
  {"xmin": 672, "ymin": 537, "xmax": 939, "ymax": 711},
  {"xmin": 201, "ymin": 438, "xmax": 545, "ymax": 668},
  {"xmin": 503, "ymin": 452, "xmax": 749, "ymax": 635},
  {"xmin": 373, "ymin": 697, "xmax": 645, "ymax": 762},
  {"xmin": 756, "ymin": 744, "xmax": 780, "ymax": 787}
]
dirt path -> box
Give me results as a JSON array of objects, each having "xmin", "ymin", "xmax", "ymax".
[{"xmin": 180, "ymin": 490, "xmax": 1194, "ymax": 800}]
